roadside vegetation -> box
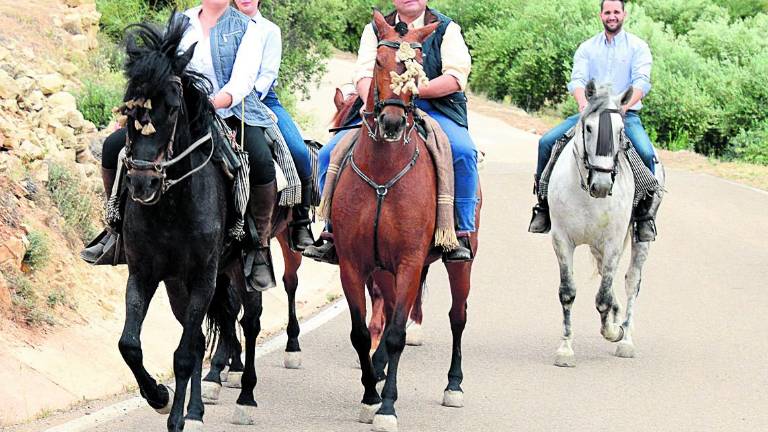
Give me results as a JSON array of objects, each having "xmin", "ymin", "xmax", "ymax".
[{"xmin": 328, "ymin": 0, "xmax": 768, "ymax": 165}]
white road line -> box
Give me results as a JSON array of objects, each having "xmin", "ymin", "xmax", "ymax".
[{"xmin": 43, "ymin": 299, "xmax": 348, "ymax": 432}]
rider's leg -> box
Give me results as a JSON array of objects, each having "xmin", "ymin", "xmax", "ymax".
[
  {"xmin": 263, "ymin": 91, "xmax": 314, "ymax": 250},
  {"xmin": 624, "ymin": 112, "xmax": 660, "ymax": 242},
  {"xmin": 80, "ymin": 128, "xmax": 124, "ymax": 263},
  {"xmin": 303, "ymin": 120, "xmax": 361, "ymax": 264},
  {"xmin": 228, "ymin": 117, "xmax": 278, "ymax": 290},
  {"xmin": 423, "ymin": 109, "xmax": 478, "ymax": 261},
  {"xmin": 529, "ymin": 114, "xmax": 580, "ymax": 234}
]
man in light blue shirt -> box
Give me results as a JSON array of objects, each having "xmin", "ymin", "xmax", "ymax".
[{"xmin": 529, "ymin": 0, "xmax": 659, "ymax": 241}]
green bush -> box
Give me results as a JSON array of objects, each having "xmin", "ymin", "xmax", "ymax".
[
  {"xmin": 315, "ymin": 0, "xmax": 391, "ymax": 52},
  {"xmin": 3, "ymin": 267, "xmax": 55, "ymax": 327},
  {"xmin": 430, "ymin": 0, "xmax": 522, "ymax": 35},
  {"xmin": 713, "ymin": 0, "xmax": 768, "ymax": 19},
  {"xmin": 686, "ymin": 16, "xmax": 767, "ymax": 64},
  {"xmin": 728, "ymin": 123, "xmax": 768, "ymax": 165},
  {"xmin": 23, "ymin": 231, "xmax": 50, "ymax": 272},
  {"xmin": 635, "ymin": 0, "xmax": 728, "ymax": 35},
  {"xmin": 96, "ymin": 0, "xmax": 150, "ymax": 41},
  {"xmin": 77, "ymin": 74, "xmax": 124, "ymax": 128},
  {"xmin": 47, "ymin": 163, "xmax": 101, "ymax": 244}
]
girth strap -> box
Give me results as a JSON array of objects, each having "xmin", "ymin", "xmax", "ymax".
[{"xmin": 349, "ymin": 144, "xmax": 420, "ymax": 269}]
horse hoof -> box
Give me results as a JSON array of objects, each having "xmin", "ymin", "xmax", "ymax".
[
  {"xmin": 358, "ymin": 402, "xmax": 381, "ymax": 424},
  {"xmin": 615, "ymin": 341, "xmax": 636, "ymax": 358},
  {"xmin": 202, "ymin": 381, "xmax": 222, "ymax": 404},
  {"xmin": 554, "ymin": 350, "xmax": 576, "ymax": 368},
  {"xmin": 405, "ymin": 323, "xmax": 423, "ymax": 346},
  {"xmin": 283, "ymin": 351, "xmax": 302, "ymax": 369},
  {"xmin": 372, "ymin": 414, "xmax": 398, "ymax": 432},
  {"xmin": 153, "ymin": 385, "xmax": 174, "ymax": 415},
  {"xmin": 442, "ymin": 390, "xmax": 464, "ymax": 408},
  {"xmin": 231, "ymin": 404, "xmax": 256, "ymax": 425},
  {"xmin": 224, "ymin": 372, "xmax": 242, "ymax": 388},
  {"xmin": 601, "ymin": 324, "xmax": 624, "ymax": 343},
  {"xmin": 220, "ymin": 366, "xmax": 229, "ymax": 383},
  {"xmin": 185, "ymin": 420, "xmax": 204, "ymax": 432}
]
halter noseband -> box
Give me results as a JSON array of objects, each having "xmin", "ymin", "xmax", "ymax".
[{"xmin": 123, "ymin": 75, "xmax": 214, "ymax": 198}]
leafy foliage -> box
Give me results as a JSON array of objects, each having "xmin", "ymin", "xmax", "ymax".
[
  {"xmin": 47, "ymin": 163, "xmax": 102, "ymax": 244},
  {"xmin": 23, "ymin": 231, "xmax": 50, "ymax": 272}
]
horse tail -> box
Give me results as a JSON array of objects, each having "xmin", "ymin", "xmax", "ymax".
[{"xmin": 205, "ymin": 275, "xmax": 239, "ymax": 355}]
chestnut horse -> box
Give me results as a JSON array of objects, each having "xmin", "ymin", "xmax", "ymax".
[{"xmin": 330, "ymin": 11, "xmax": 481, "ymax": 431}]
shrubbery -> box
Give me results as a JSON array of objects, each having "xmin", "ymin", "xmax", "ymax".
[{"xmin": 47, "ymin": 163, "xmax": 102, "ymax": 244}]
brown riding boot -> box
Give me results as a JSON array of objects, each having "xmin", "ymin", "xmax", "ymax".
[
  {"xmin": 245, "ymin": 180, "xmax": 278, "ymax": 291},
  {"xmin": 80, "ymin": 168, "xmax": 117, "ymax": 264},
  {"xmin": 288, "ymin": 179, "xmax": 315, "ymax": 252}
]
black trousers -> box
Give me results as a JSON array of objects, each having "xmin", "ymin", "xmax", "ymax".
[{"xmin": 100, "ymin": 117, "xmax": 276, "ymax": 185}]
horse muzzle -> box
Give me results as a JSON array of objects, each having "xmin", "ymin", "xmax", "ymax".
[
  {"xmin": 588, "ymin": 172, "xmax": 614, "ymax": 199},
  {"xmin": 126, "ymin": 171, "xmax": 164, "ymax": 205},
  {"xmin": 378, "ymin": 112, "xmax": 406, "ymax": 142}
]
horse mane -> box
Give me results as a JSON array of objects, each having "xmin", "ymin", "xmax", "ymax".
[{"xmin": 124, "ymin": 12, "xmax": 216, "ymax": 134}]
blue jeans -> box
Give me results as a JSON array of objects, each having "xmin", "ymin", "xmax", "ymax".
[
  {"xmin": 318, "ymin": 100, "xmax": 480, "ymax": 232},
  {"xmin": 263, "ymin": 90, "xmax": 312, "ymax": 180},
  {"xmin": 536, "ymin": 111, "xmax": 656, "ymax": 177}
]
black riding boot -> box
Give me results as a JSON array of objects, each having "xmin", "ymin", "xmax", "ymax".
[
  {"xmin": 633, "ymin": 192, "xmax": 661, "ymax": 242},
  {"xmin": 302, "ymin": 229, "xmax": 338, "ymax": 265},
  {"xmin": 80, "ymin": 168, "xmax": 117, "ymax": 264},
  {"xmin": 288, "ymin": 180, "xmax": 315, "ymax": 252},
  {"xmin": 443, "ymin": 233, "xmax": 473, "ymax": 262},
  {"xmin": 245, "ymin": 180, "xmax": 278, "ymax": 291},
  {"xmin": 528, "ymin": 176, "xmax": 551, "ymax": 234}
]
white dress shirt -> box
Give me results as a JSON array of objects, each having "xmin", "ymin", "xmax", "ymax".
[
  {"xmin": 181, "ymin": 6, "xmax": 264, "ymax": 117},
  {"xmin": 250, "ymin": 11, "xmax": 282, "ymax": 99},
  {"xmin": 354, "ymin": 11, "xmax": 472, "ymax": 91}
]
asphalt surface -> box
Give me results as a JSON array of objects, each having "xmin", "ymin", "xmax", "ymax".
[{"xmin": 34, "ymin": 56, "xmax": 768, "ymax": 431}]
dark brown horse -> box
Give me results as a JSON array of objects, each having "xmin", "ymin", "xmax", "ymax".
[{"xmin": 331, "ymin": 11, "xmax": 481, "ymax": 431}]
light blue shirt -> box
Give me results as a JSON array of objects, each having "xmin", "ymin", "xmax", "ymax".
[
  {"xmin": 251, "ymin": 12, "xmax": 282, "ymax": 100},
  {"xmin": 567, "ymin": 30, "xmax": 652, "ymax": 110}
]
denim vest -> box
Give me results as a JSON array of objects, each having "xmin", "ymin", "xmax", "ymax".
[
  {"xmin": 209, "ymin": 7, "xmax": 272, "ymax": 127},
  {"xmin": 374, "ymin": 8, "xmax": 469, "ymax": 128}
]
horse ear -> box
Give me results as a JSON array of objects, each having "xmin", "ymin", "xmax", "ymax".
[
  {"xmin": 412, "ymin": 22, "xmax": 439, "ymax": 43},
  {"xmin": 619, "ymin": 86, "xmax": 634, "ymax": 107},
  {"xmin": 372, "ymin": 9, "xmax": 393, "ymax": 38},
  {"xmin": 585, "ymin": 80, "xmax": 596, "ymax": 100},
  {"xmin": 176, "ymin": 42, "xmax": 197, "ymax": 74},
  {"xmin": 334, "ymin": 88, "xmax": 345, "ymax": 111}
]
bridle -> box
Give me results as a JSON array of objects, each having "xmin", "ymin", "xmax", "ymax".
[
  {"xmin": 574, "ymin": 108, "xmax": 624, "ymax": 195},
  {"xmin": 123, "ymin": 75, "xmax": 213, "ymax": 200},
  {"xmin": 361, "ymin": 40, "xmax": 423, "ymax": 146}
]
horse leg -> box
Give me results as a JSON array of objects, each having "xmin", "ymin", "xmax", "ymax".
[
  {"xmin": 118, "ymin": 275, "xmax": 172, "ymax": 413},
  {"xmin": 184, "ymin": 331, "xmax": 206, "ymax": 430},
  {"xmin": 594, "ymin": 245, "xmax": 624, "ymax": 344},
  {"xmin": 441, "ymin": 262, "xmax": 470, "ymax": 408},
  {"xmin": 202, "ymin": 276, "xmax": 235, "ymax": 403},
  {"xmin": 340, "ymin": 264, "xmax": 382, "ymax": 424},
  {"xmin": 373, "ymin": 265, "xmax": 422, "ymax": 432},
  {"xmin": 367, "ymin": 277, "xmax": 385, "ymax": 356},
  {"xmin": 278, "ymin": 232, "xmax": 302, "ymax": 369},
  {"xmin": 552, "ymin": 236, "xmax": 577, "ymax": 367},
  {"xmin": 405, "ymin": 266, "xmax": 429, "ymax": 346},
  {"xmin": 167, "ymin": 270, "xmax": 217, "ymax": 432},
  {"xmin": 371, "ymin": 273, "xmax": 396, "ymax": 383},
  {"xmin": 616, "ymin": 239, "xmax": 650, "ymax": 358},
  {"xmin": 232, "ymin": 289, "xmax": 263, "ymax": 425}
]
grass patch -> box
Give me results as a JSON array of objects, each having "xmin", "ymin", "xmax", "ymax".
[
  {"xmin": 47, "ymin": 162, "xmax": 101, "ymax": 244},
  {"xmin": 76, "ymin": 73, "xmax": 124, "ymax": 128},
  {"xmin": 23, "ymin": 230, "xmax": 50, "ymax": 272},
  {"xmin": 3, "ymin": 266, "xmax": 56, "ymax": 327}
]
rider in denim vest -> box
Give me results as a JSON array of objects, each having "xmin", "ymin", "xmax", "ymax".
[{"xmin": 529, "ymin": 0, "xmax": 660, "ymax": 242}]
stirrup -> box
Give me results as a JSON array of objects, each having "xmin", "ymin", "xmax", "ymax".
[
  {"xmin": 302, "ymin": 233, "xmax": 338, "ymax": 265},
  {"xmin": 81, "ymin": 229, "xmax": 125, "ymax": 266},
  {"xmin": 528, "ymin": 204, "xmax": 551, "ymax": 234},
  {"xmin": 633, "ymin": 218, "xmax": 657, "ymax": 243},
  {"xmin": 442, "ymin": 236, "xmax": 473, "ymax": 263},
  {"xmin": 244, "ymin": 247, "xmax": 277, "ymax": 291}
]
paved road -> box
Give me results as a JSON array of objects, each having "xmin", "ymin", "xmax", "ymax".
[{"xmin": 38, "ymin": 57, "xmax": 768, "ymax": 431}]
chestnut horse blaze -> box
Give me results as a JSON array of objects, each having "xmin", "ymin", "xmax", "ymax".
[{"xmin": 330, "ymin": 11, "xmax": 481, "ymax": 432}]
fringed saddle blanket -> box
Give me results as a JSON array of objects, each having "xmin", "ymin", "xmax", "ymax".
[
  {"xmin": 317, "ymin": 110, "xmax": 459, "ymax": 251},
  {"xmin": 538, "ymin": 128, "xmax": 661, "ymax": 207}
]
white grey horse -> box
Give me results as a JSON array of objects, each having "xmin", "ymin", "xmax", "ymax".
[{"xmin": 547, "ymin": 82, "xmax": 664, "ymax": 367}]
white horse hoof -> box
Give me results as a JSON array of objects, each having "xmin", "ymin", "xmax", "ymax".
[
  {"xmin": 231, "ymin": 404, "xmax": 256, "ymax": 425},
  {"xmin": 224, "ymin": 371, "xmax": 242, "ymax": 388},
  {"xmin": 220, "ymin": 366, "xmax": 230, "ymax": 383},
  {"xmin": 442, "ymin": 390, "xmax": 464, "ymax": 408},
  {"xmin": 185, "ymin": 420, "xmax": 204, "ymax": 432},
  {"xmin": 201, "ymin": 381, "xmax": 222, "ymax": 404},
  {"xmin": 358, "ymin": 402, "xmax": 381, "ymax": 424},
  {"xmin": 615, "ymin": 341, "xmax": 636, "ymax": 358},
  {"xmin": 601, "ymin": 324, "xmax": 624, "ymax": 343},
  {"xmin": 372, "ymin": 414, "xmax": 398, "ymax": 432},
  {"xmin": 153, "ymin": 386, "xmax": 174, "ymax": 415},
  {"xmin": 405, "ymin": 323, "xmax": 423, "ymax": 346},
  {"xmin": 283, "ymin": 351, "xmax": 302, "ymax": 369},
  {"xmin": 554, "ymin": 350, "xmax": 576, "ymax": 368}
]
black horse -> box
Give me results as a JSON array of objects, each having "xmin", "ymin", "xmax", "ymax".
[{"xmin": 116, "ymin": 14, "xmax": 306, "ymax": 431}]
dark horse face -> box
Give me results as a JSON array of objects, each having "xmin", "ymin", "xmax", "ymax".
[
  {"xmin": 370, "ymin": 10, "xmax": 438, "ymax": 142},
  {"xmin": 120, "ymin": 15, "xmax": 202, "ymax": 205}
]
